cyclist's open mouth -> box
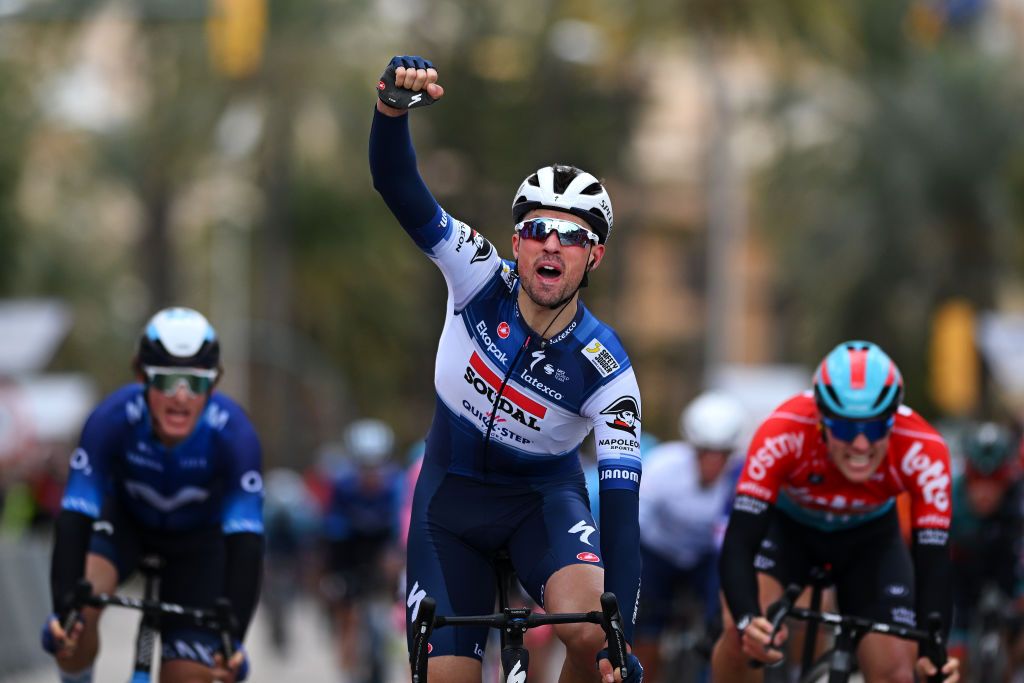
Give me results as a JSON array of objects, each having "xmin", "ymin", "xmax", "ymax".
[
  {"xmin": 843, "ymin": 452, "xmax": 874, "ymax": 473},
  {"xmin": 536, "ymin": 263, "xmax": 563, "ymax": 283},
  {"xmin": 163, "ymin": 406, "xmax": 194, "ymax": 428}
]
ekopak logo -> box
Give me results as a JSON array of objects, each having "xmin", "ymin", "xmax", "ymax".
[
  {"xmin": 577, "ymin": 552, "xmax": 600, "ymax": 563},
  {"xmin": 497, "ymin": 321, "xmax": 510, "ymax": 339}
]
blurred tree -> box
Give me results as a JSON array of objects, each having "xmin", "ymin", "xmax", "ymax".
[{"xmin": 752, "ymin": 0, "xmax": 1024, "ymax": 413}]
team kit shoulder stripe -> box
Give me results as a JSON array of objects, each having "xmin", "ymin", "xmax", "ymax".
[
  {"xmin": 415, "ymin": 206, "xmax": 454, "ymax": 253},
  {"xmin": 767, "ymin": 411, "xmax": 819, "ymax": 426},
  {"xmin": 890, "ymin": 424, "xmax": 946, "ymax": 445}
]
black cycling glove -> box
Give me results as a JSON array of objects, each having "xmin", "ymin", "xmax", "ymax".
[{"xmin": 377, "ymin": 55, "xmax": 438, "ymax": 110}]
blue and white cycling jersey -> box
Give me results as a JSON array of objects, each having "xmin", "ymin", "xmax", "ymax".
[
  {"xmin": 60, "ymin": 384, "xmax": 264, "ymax": 535},
  {"xmin": 418, "ymin": 206, "xmax": 644, "ymax": 486}
]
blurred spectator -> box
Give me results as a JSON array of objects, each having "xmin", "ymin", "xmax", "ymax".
[{"xmin": 634, "ymin": 391, "xmax": 747, "ymax": 683}]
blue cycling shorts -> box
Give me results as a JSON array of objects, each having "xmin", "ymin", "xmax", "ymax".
[{"xmin": 405, "ymin": 462, "xmax": 603, "ymax": 659}]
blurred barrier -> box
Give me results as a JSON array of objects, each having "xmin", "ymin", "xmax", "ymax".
[{"xmin": 0, "ymin": 535, "xmax": 51, "ymax": 677}]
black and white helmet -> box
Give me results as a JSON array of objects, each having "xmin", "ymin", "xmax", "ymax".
[
  {"xmin": 136, "ymin": 307, "xmax": 220, "ymax": 369},
  {"xmin": 512, "ymin": 164, "xmax": 614, "ymax": 243}
]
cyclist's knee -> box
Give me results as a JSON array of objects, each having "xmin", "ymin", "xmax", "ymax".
[{"xmin": 556, "ymin": 620, "xmax": 605, "ymax": 663}]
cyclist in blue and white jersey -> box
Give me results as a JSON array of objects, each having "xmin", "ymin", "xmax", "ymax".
[
  {"xmin": 371, "ymin": 56, "xmax": 644, "ymax": 683},
  {"xmin": 43, "ymin": 307, "xmax": 263, "ymax": 683}
]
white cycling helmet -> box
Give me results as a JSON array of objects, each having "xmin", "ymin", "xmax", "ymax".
[
  {"xmin": 344, "ymin": 418, "xmax": 395, "ymax": 467},
  {"xmin": 512, "ymin": 164, "xmax": 614, "ymax": 243},
  {"xmin": 681, "ymin": 391, "xmax": 747, "ymax": 453}
]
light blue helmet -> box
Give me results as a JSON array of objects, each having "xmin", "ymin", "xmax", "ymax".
[{"xmin": 813, "ymin": 341, "xmax": 903, "ymax": 420}]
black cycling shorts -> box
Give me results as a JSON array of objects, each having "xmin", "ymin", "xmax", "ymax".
[
  {"xmin": 754, "ymin": 506, "xmax": 917, "ymax": 628},
  {"xmin": 89, "ymin": 498, "xmax": 226, "ymax": 666}
]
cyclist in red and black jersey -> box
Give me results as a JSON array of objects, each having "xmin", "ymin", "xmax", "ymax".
[{"xmin": 710, "ymin": 340, "xmax": 960, "ymax": 682}]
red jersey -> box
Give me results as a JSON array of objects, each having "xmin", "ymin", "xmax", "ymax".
[{"xmin": 734, "ymin": 392, "xmax": 951, "ymax": 532}]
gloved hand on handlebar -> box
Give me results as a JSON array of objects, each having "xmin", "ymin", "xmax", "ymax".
[
  {"xmin": 596, "ymin": 648, "xmax": 644, "ymax": 683},
  {"xmin": 41, "ymin": 612, "xmax": 83, "ymax": 655},
  {"xmin": 213, "ymin": 641, "xmax": 249, "ymax": 682}
]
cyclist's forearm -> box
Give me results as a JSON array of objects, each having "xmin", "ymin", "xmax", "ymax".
[
  {"xmin": 224, "ymin": 532, "xmax": 264, "ymax": 639},
  {"xmin": 369, "ymin": 107, "xmax": 440, "ymax": 234},
  {"xmin": 719, "ymin": 498, "xmax": 774, "ymax": 621},
  {"xmin": 912, "ymin": 529, "xmax": 952, "ymax": 640},
  {"xmin": 50, "ymin": 510, "xmax": 94, "ymax": 614},
  {"xmin": 599, "ymin": 488, "xmax": 641, "ymax": 644}
]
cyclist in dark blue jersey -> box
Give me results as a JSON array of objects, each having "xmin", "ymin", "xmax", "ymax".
[
  {"xmin": 320, "ymin": 418, "xmax": 405, "ymax": 683},
  {"xmin": 43, "ymin": 307, "xmax": 263, "ymax": 683},
  {"xmin": 371, "ymin": 56, "xmax": 644, "ymax": 683}
]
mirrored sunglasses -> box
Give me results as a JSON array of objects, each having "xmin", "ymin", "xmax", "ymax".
[
  {"xmin": 514, "ymin": 218, "xmax": 598, "ymax": 248},
  {"xmin": 143, "ymin": 366, "xmax": 218, "ymax": 396},
  {"xmin": 822, "ymin": 415, "xmax": 894, "ymax": 443}
]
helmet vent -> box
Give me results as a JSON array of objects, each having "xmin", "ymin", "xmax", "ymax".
[
  {"xmin": 824, "ymin": 384, "xmax": 843, "ymax": 410},
  {"xmin": 582, "ymin": 182, "xmax": 603, "ymax": 196},
  {"xmin": 526, "ymin": 173, "xmax": 540, "ymax": 187}
]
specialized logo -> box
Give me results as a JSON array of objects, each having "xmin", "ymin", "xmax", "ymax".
[
  {"xmin": 899, "ymin": 442, "xmax": 950, "ymax": 513},
  {"xmin": 464, "ymin": 352, "xmax": 547, "ymax": 431},
  {"xmin": 497, "ymin": 322, "xmax": 511, "ymax": 339},
  {"xmin": 407, "ymin": 581, "xmax": 428, "ymax": 622},
  {"xmin": 410, "ymin": 93, "xmax": 423, "ymax": 105},
  {"xmin": 746, "ymin": 432, "xmax": 805, "ymax": 481},
  {"xmin": 568, "ymin": 519, "xmax": 596, "ymax": 546},
  {"xmin": 507, "ymin": 660, "xmax": 526, "ymax": 683},
  {"xmin": 576, "ymin": 552, "xmax": 600, "ymax": 563},
  {"xmin": 600, "ymin": 396, "xmax": 640, "ymax": 437},
  {"xmin": 582, "ymin": 338, "xmax": 620, "ymax": 377},
  {"xmin": 530, "ymin": 350, "xmax": 545, "ymax": 371}
]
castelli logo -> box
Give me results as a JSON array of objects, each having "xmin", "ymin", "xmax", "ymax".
[
  {"xmin": 377, "ymin": 80, "xmax": 386, "ymax": 90},
  {"xmin": 427, "ymin": 643, "xmax": 433, "ymax": 654},
  {"xmin": 497, "ymin": 322, "xmax": 511, "ymax": 339},
  {"xmin": 577, "ymin": 552, "xmax": 600, "ymax": 563}
]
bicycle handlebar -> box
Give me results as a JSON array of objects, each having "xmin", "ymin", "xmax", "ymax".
[
  {"xmin": 761, "ymin": 583, "xmax": 949, "ymax": 682},
  {"xmin": 65, "ymin": 579, "xmax": 236, "ymax": 658},
  {"xmin": 409, "ymin": 591, "xmax": 630, "ymax": 682}
]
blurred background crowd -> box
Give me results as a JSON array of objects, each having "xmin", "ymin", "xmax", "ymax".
[{"xmin": 3, "ymin": 0, "xmax": 1024, "ymax": 681}]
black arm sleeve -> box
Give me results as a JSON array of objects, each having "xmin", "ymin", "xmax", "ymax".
[
  {"xmin": 223, "ymin": 532, "xmax": 264, "ymax": 640},
  {"xmin": 50, "ymin": 510, "xmax": 95, "ymax": 615},
  {"xmin": 718, "ymin": 496, "xmax": 775, "ymax": 621},
  {"xmin": 912, "ymin": 527, "xmax": 952, "ymax": 644}
]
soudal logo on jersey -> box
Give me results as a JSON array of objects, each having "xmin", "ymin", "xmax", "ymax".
[
  {"xmin": 464, "ymin": 352, "xmax": 547, "ymax": 431},
  {"xmin": 576, "ymin": 552, "xmax": 600, "ymax": 563},
  {"xmin": 600, "ymin": 396, "xmax": 640, "ymax": 437}
]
